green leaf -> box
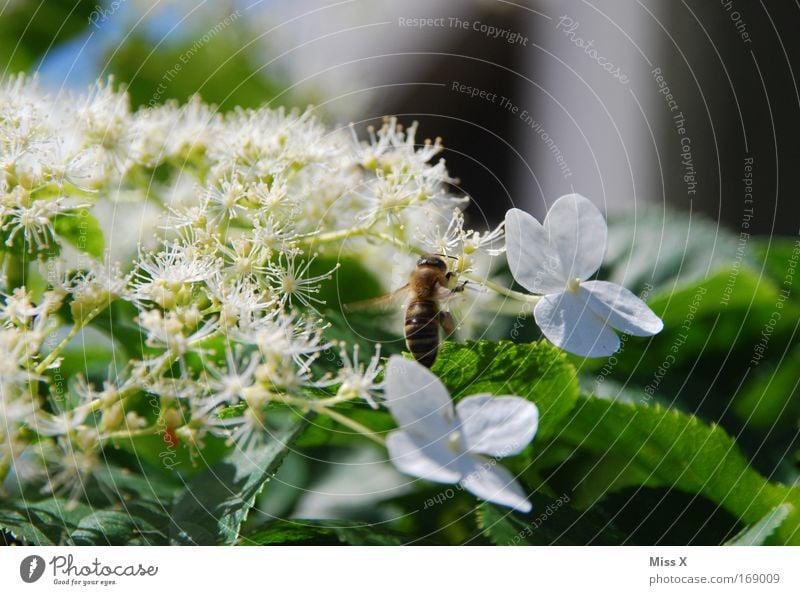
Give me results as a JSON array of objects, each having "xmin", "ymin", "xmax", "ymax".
[
  {"xmin": 91, "ymin": 465, "xmax": 179, "ymax": 537},
  {"xmin": 725, "ymin": 503, "xmax": 794, "ymax": 546},
  {"xmin": 0, "ymin": 2, "xmax": 95, "ymax": 73},
  {"xmin": 45, "ymin": 326, "xmax": 127, "ymax": 387},
  {"xmin": 242, "ymin": 519, "xmax": 406, "ymax": 545},
  {"xmin": 312, "ymin": 255, "xmax": 384, "ymax": 311},
  {"xmin": 592, "ymin": 265, "xmax": 800, "ymax": 382},
  {"xmin": 476, "ymin": 494, "xmax": 625, "ymax": 545},
  {"xmin": 250, "ymin": 452, "xmax": 310, "ymax": 521},
  {"xmin": 0, "ymin": 462, "xmax": 181, "ymax": 545},
  {"xmin": 734, "ymin": 342, "xmax": 800, "ymax": 429},
  {"xmin": 89, "ymin": 301, "xmax": 147, "ymax": 359},
  {"xmin": 54, "ymin": 210, "xmax": 105, "ymax": 258},
  {"xmin": 603, "ymin": 208, "xmax": 741, "ymax": 294},
  {"xmin": 554, "ymin": 394, "xmax": 800, "ymax": 544},
  {"xmin": 749, "ymin": 237, "xmax": 800, "ymax": 288},
  {"xmin": 0, "ymin": 498, "xmax": 93, "ymax": 545},
  {"xmin": 107, "ymin": 28, "xmax": 288, "ymax": 111},
  {"xmin": 432, "ymin": 341, "xmax": 579, "ymax": 441},
  {"xmin": 170, "ymin": 414, "xmax": 310, "ymax": 545},
  {"xmin": 70, "ymin": 510, "xmax": 163, "ymax": 545}
]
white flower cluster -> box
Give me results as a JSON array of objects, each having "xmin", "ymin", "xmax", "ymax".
[
  {"xmin": 0, "ymin": 75, "xmax": 501, "ymax": 501},
  {"xmin": 0, "ymin": 75, "xmax": 663, "ymax": 512}
]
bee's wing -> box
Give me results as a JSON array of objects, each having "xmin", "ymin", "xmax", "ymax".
[{"xmin": 343, "ymin": 284, "xmax": 410, "ymax": 313}]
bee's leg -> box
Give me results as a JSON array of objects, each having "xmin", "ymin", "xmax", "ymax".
[
  {"xmin": 444, "ymin": 272, "xmax": 468, "ymax": 293},
  {"xmin": 453, "ymin": 280, "xmax": 468, "ymax": 293},
  {"xmin": 439, "ymin": 310, "xmax": 457, "ymax": 337}
]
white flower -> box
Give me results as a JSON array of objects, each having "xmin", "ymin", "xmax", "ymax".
[
  {"xmin": 505, "ymin": 194, "xmax": 663, "ymax": 358},
  {"xmin": 203, "ymin": 345, "xmax": 260, "ymax": 408},
  {"xmin": 203, "ymin": 168, "xmax": 249, "ymax": 222},
  {"xmin": 40, "ymin": 436, "xmax": 101, "ymax": 503},
  {"xmin": 350, "ymin": 117, "xmax": 443, "ymax": 172},
  {"xmin": 33, "ymin": 407, "xmax": 90, "ymax": 437},
  {"xmin": 383, "ymin": 356, "xmax": 538, "ymax": 513},
  {"xmin": 205, "ymin": 274, "xmax": 275, "ymax": 330},
  {"xmin": 137, "ymin": 308, "xmax": 218, "ymax": 355},
  {"xmin": 332, "ymin": 343, "xmax": 384, "ymax": 409},
  {"xmin": 69, "ymin": 259, "xmax": 131, "ymax": 320},
  {"xmin": 2, "ymin": 196, "xmax": 83, "ymax": 250},
  {"xmin": 265, "ymin": 252, "xmax": 338, "ymax": 310},
  {"xmin": 132, "ymin": 242, "xmax": 218, "ymax": 307}
]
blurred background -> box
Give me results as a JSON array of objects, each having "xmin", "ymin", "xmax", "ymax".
[{"xmin": 4, "ymin": 0, "xmax": 797, "ymax": 233}]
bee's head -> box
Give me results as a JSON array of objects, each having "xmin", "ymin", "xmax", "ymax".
[{"xmin": 416, "ymin": 254, "xmax": 448, "ymax": 271}]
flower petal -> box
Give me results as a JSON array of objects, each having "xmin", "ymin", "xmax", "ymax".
[
  {"xmin": 386, "ymin": 430, "xmax": 462, "ymax": 484},
  {"xmin": 460, "ymin": 455, "xmax": 532, "ymax": 513},
  {"xmin": 384, "ymin": 356, "xmax": 456, "ymax": 438},
  {"xmin": 456, "ymin": 395, "xmax": 538, "ymax": 458},
  {"xmin": 504, "ymin": 208, "xmax": 565, "ymax": 293},
  {"xmin": 583, "ymin": 281, "xmax": 664, "ymax": 336},
  {"xmin": 534, "ymin": 289, "xmax": 620, "ymax": 357},
  {"xmin": 543, "ymin": 193, "xmax": 607, "ymax": 282}
]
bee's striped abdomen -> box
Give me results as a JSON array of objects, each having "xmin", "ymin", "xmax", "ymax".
[{"xmin": 404, "ymin": 299, "xmax": 440, "ymax": 368}]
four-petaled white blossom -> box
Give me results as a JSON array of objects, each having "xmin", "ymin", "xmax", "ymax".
[
  {"xmin": 384, "ymin": 356, "xmax": 538, "ymax": 512},
  {"xmin": 505, "ymin": 193, "xmax": 663, "ymax": 357}
]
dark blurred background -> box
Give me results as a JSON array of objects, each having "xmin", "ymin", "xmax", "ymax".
[{"xmin": 2, "ymin": 0, "xmax": 798, "ymax": 233}]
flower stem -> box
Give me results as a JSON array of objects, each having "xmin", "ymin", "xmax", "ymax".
[
  {"xmin": 34, "ymin": 306, "xmax": 106, "ymax": 375},
  {"xmin": 313, "ymin": 404, "xmax": 386, "ymax": 446},
  {"xmin": 101, "ymin": 424, "xmax": 161, "ymax": 442},
  {"xmin": 367, "ymin": 231, "xmax": 424, "ymax": 255},
  {"xmin": 304, "ymin": 224, "xmax": 373, "ymax": 246},
  {"xmin": 5, "ymin": 253, "xmax": 26, "ymax": 292},
  {"xmin": 462, "ymin": 272, "xmax": 541, "ymax": 304},
  {"xmin": 0, "ymin": 455, "xmax": 10, "ymax": 483}
]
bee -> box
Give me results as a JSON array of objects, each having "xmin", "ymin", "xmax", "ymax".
[
  {"xmin": 403, "ymin": 254, "xmax": 465, "ymax": 367},
  {"xmin": 345, "ymin": 254, "xmax": 465, "ymax": 367}
]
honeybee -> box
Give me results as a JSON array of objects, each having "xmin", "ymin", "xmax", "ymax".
[
  {"xmin": 404, "ymin": 254, "xmax": 465, "ymax": 367},
  {"xmin": 345, "ymin": 254, "xmax": 465, "ymax": 367}
]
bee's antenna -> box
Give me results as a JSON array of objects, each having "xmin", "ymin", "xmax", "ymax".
[{"xmin": 434, "ymin": 253, "xmax": 458, "ymax": 260}]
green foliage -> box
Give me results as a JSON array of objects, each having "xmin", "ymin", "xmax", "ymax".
[
  {"xmin": 0, "ymin": 497, "xmax": 168, "ymax": 546},
  {"xmin": 107, "ymin": 30, "xmax": 286, "ymax": 110},
  {"xmin": 602, "ymin": 209, "xmax": 742, "ymax": 294},
  {"xmin": 313, "ymin": 255, "xmax": 385, "ymax": 311},
  {"xmin": 432, "ymin": 341, "xmax": 580, "ymax": 441},
  {"xmin": 70, "ymin": 510, "xmax": 162, "ymax": 545},
  {"xmin": 549, "ymin": 393, "xmax": 800, "ymax": 544},
  {"xmin": 54, "ymin": 210, "xmax": 105, "ymax": 258},
  {"xmin": 0, "ymin": 1, "xmax": 95, "ymax": 73},
  {"xmin": 0, "ymin": 499, "xmax": 94, "ymax": 545},
  {"xmin": 750, "ymin": 237, "xmax": 800, "ymax": 287},
  {"xmin": 726, "ymin": 504, "xmax": 794, "ymax": 546},
  {"xmin": 476, "ymin": 495, "xmax": 625, "ymax": 545},
  {"xmin": 242, "ymin": 520, "xmax": 406, "ymax": 545},
  {"xmin": 597, "ymin": 265, "xmax": 798, "ymax": 382},
  {"xmin": 734, "ymin": 341, "xmax": 800, "ymax": 429},
  {"xmin": 170, "ymin": 414, "xmax": 311, "ymax": 545}
]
